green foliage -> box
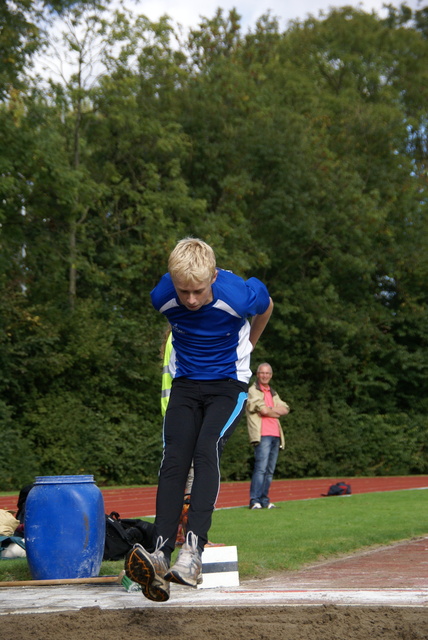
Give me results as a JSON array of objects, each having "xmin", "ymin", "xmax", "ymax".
[
  {"xmin": 0, "ymin": 401, "xmax": 38, "ymax": 489},
  {"xmin": 220, "ymin": 417, "xmax": 253, "ymax": 482},
  {"xmin": 0, "ymin": 1, "xmax": 40, "ymax": 98},
  {"xmin": 222, "ymin": 409, "xmax": 428, "ymax": 481},
  {"xmin": 0, "ymin": 2, "xmax": 427, "ymax": 488}
]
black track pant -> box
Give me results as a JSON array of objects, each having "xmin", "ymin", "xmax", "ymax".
[{"xmin": 154, "ymin": 378, "xmax": 248, "ymax": 558}]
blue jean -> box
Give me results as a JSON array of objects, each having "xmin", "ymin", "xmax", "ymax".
[{"xmin": 249, "ymin": 436, "xmax": 280, "ymax": 507}]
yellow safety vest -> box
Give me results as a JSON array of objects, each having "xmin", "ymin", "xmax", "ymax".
[{"xmin": 161, "ymin": 332, "xmax": 173, "ymax": 417}]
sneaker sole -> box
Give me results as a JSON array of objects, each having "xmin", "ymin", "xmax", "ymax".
[
  {"xmin": 125, "ymin": 546, "xmax": 170, "ymax": 602},
  {"xmin": 164, "ymin": 568, "xmax": 202, "ymax": 588}
]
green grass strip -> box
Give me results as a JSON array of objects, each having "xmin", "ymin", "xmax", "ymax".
[{"xmin": 209, "ymin": 490, "xmax": 428, "ymax": 578}]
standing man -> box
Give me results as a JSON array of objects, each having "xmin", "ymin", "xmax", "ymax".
[
  {"xmin": 125, "ymin": 238, "xmax": 273, "ymax": 602},
  {"xmin": 246, "ymin": 363, "xmax": 289, "ymax": 509}
]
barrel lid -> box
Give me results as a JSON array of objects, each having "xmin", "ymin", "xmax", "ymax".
[{"xmin": 34, "ymin": 475, "xmax": 95, "ymax": 484}]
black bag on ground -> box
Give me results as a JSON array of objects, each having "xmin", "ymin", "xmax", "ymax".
[
  {"xmin": 16, "ymin": 483, "xmax": 35, "ymax": 523},
  {"xmin": 103, "ymin": 512, "xmax": 155, "ymax": 561},
  {"xmin": 323, "ymin": 482, "xmax": 352, "ymax": 497}
]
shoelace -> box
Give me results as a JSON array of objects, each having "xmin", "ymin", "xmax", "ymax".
[
  {"xmin": 152, "ymin": 536, "xmax": 170, "ymax": 570},
  {"xmin": 183, "ymin": 531, "xmax": 199, "ymax": 554},
  {"xmin": 153, "ymin": 536, "xmax": 167, "ymax": 555}
]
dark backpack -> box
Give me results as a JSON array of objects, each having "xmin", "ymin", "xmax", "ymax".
[
  {"xmin": 16, "ymin": 483, "xmax": 35, "ymax": 523},
  {"xmin": 323, "ymin": 482, "xmax": 352, "ymax": 497},
  {"xmin": 103, "ymin": 512, "xmax": 155, "ymax": 561}
]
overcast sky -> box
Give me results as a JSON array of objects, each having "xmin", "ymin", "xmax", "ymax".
[{"xmin": 118, "ymin": 0, "xmax": 423, "ymax": 33}]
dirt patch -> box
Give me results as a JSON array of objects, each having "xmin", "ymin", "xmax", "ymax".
[{"xmin": 2, "ymin": 605, "xmax": 428, "ymax": 640}]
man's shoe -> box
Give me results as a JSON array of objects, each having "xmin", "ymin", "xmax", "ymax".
[
  {"xmin": 250, "ymin": 502, "xmax": 262, "ymax": 509},
  {"xmin": 164, "ymin": 531, "xmax": 202, "ymax": 588},
  {"xmin": 267, "ymin": 503, "xmax": 276, "ymax": 509},
  {"xmin": 125, "ymin": 537, "xmax": 170, "ymax": 602}
]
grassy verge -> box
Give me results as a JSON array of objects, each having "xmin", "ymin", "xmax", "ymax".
[
  {"xmin": 209, "ymin": 490, "xmax": 428, "ymax": 578},
  {"xmin": 1, "ymin": 489, "xmax": 427, "ymax": 583}
]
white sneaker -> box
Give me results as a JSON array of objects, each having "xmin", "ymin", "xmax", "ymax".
[
  {"xmin": 267, "ymin": 503, "xmax": 276, "ymax": 509},
  {"xmin": 125, "ymin": 537, "xmax": 170, "ymax": 602},
  {"xmin": 250, "ymin": 502, "xmax": 262, "ymax": 509},
  {"xmin": 164, "ymin": 531, "xmax": 202, "ymax": 587}
]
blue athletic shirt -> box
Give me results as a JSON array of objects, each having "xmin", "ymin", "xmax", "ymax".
[{"xmin": 150, "ymin": 269, "xmax": 270, "ymax": 383}]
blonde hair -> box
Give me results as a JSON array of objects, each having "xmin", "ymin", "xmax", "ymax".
[{"xmin": 168, "ymin": 238, "xmax": 216, "ymax": 284}]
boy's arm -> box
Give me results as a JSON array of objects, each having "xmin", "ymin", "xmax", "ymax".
[{"xmin": 249, "ymin": 297, "xmax": 274, "ymax": 348}]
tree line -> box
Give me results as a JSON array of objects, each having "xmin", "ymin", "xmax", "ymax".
[{"xmin": 1, "ymin": 0, "xmax": 427, "ymax": 489}]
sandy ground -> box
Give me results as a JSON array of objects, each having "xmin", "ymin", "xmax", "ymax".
[
  {"xmin": 2, "ymin": 537, "xmax": 428, "ymax": 640},
  {"xmin": 1, "ymin": 603, "xmax": 427, "ymax": 640}
]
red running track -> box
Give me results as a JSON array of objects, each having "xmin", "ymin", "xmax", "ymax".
[
  {"xmin": 3, "ymin": 476, "xmax": 427, "ymax": 518},
  {"xmin": 101, "ymin": 476, "xmax": 428, "ymax": 517}
]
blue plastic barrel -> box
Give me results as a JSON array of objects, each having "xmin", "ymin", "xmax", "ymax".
[{"xmin": 25, "ymin": 475, "xmax": 105, "ymax": 580}]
